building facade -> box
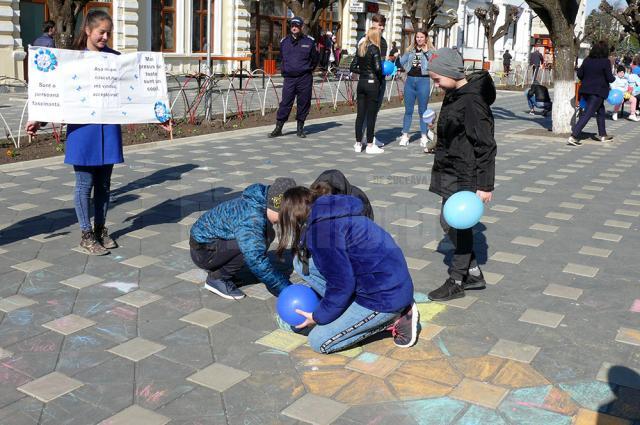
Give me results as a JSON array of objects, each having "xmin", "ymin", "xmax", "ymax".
[{"xmin": 0, "ymin": 0, "xmax": 586, "ymax": 81}]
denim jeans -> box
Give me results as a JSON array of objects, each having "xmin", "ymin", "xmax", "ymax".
[
  {"xmin": 527, "ymin": 96, "xmax": 552, "ymax": 112},
  {"xmin": 73, "ymin": 165, "xmax": 113, "ymax": 232},
  {"xmin": 402, "ymin": 76, "xmax": 430, "ymax": 134},
  {"xmin": 292, "ymin": 256, "xmax": 399, "ymax": 354}
]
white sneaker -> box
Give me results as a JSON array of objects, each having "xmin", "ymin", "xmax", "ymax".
[
  {"xmin": 612, "ymin": 112, "xmax": 618, "ymax": 121},
  {"xmin": 629, "ymin": 114, "xmax": 640, "ymax": 122},
  {"xmin": 353, "ymin": 142, "xmax": 363, "ymax": 153},
  {"xmin": 374, "ymin": 137, "xmax": 384, "ymax": 148},
  {"xmin": 365, "ymin": 144, "xmax": 384, "ymax": 154},
  {"xmin": 420, "ymin": 134, "xmax": 429, "ymax": 148},
  {"xmin": 399, "ymin": 134, "xmax": 409, "ymax": 147}
]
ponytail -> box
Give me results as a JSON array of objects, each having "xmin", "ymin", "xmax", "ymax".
[{"xmin": 73, "ymin": 10, "xmax": 113, "ymax": 50}]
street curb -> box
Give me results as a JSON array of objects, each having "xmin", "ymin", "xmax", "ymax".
[{"xmin": 0, "ymin": 105, "xmax": 429, "ymax": 173}]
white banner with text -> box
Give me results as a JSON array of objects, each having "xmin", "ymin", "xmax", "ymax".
[{"xmin": 28, "ymin": 47, "xmax": 171, "ymax": 124}]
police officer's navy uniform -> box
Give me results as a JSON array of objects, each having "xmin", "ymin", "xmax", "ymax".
[{"xmin": 270, "ymin": 17, "xmax": 318, "ymax": 138}]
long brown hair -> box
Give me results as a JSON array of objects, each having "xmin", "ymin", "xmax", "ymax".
[
  {"xmin": 73, "ymin": 10, "xmax": 113, "ymax": 50},
  {"xmin": 407, "ymin": 29, "xmax": 434, "ymax": 54},
  {"xmin": 358, "ymin": 27, "xmax": 381, "ymax": 57},
  {"xmin": 276, "ymin": 187, "xmax": 319, "ymax": 258}
]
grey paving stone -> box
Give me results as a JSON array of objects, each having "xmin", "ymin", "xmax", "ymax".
[
  {"xmin": 490, "ymin": 251, "xmax": 525, "ymax": 264},
  {"xmin": 187, "ymin": 363, "xmax": 251, "ymax": 392},
  {"xmin": 115, "ymin": 290, "xmax": 162, "ymax": 308},
  {"xmin": 604, "ymin": 219, "xmax": 632, "ymax": 229},
  {"xmin": 60, "ymin": 274, "xmax": 104, "ymax": 290},
  {"xmin": 405, "ymin": 257, "xmax": 430, "ymax": 270},
  {"xmin": 282, "ymin": 393, "xmax": 349, "ymax": 425},
  {"xmin": 529, "ymin": 223, "xmax": 558, "ymax": 233},
  {"xmin": 614, "ymin": 209, "xmax": 640, "ymax": 217},
  {"xmin": 489, "ymin": 339, "xmax": 541, "ymax": 363},
  {"xmin": 592, "ymin": 232, "xmax": 623, "ymax": 242},
  {"xmin": 615, "ymin": 327, "xmax": 640, "ymax": 347},
  {"xmin": 11, "ymin": 259, "xmax": 52, "ymax": 273},
  {"xmin": 518, "ymin": 308, "xmax": 565, "ymax": 328},
  {"xmin": 42, "ymin": 314, "xmax": 96, "ymax": 335},
  {"xmin": 0, "ymin": 295, "xmax": 37, "ymax": 312},
  {"xmin": 179, "ymin": 308, "xmax": 230, "ymax": 328},
  {"xmin": 511, "ymin": 236, "xmax": 543, "ymax": 247},
  {"xmin": 491, "ymin": 204, "xmax": 518, "ymax": 213},
  {"xmin": 390, "ymin": 218, "xmax": 421, "ymax": 228},
  {"xmin": 579, "ymin": 246, "xmax": 612, "ymax": 258},
  {"xmin": 99, "ymin": 405, "xmax": 170, "ymax": 425},
  {"xmin": 562, "ymin": 263, "xmax": 599, "ymax": 278},
  {"xmin": 543, "ymin": 283, "xmax": 583, "ymax": 300},
  {"xmin": 545, "ymin": 212, "xmax": 573, "ymax": 221},
  {"xmin": 17, "ymin": 372, "xmax": 83, "ymax": 402},
  {"xmin": 120, "ymin": 255, "xmax": 160, "ymax": 268}
]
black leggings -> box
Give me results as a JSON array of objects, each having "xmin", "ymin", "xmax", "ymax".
[
  {"xmin": 355, "ymin": 78, "xmax": 380, "ymax": 145},
  {"xmin": 441, "ymin": 199, "xmax": 477, "ymax": 281}
]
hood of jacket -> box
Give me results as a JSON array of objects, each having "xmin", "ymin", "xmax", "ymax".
[
  {"xmin": 241, "ymin": 183, "xmax": 268, "ymax": 210},
  {"xmin": 449, "ymin": 70, "xmax": 496, "ymax": 105},
  {"xmin": 314, "ymin": 169, "xmax": 353, "ymax": 195},
  {"xmin": 309, "ymin": 195, "xmax": 363, "ymax": 224}
]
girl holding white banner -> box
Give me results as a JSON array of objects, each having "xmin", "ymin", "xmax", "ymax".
[{"xmin": 26, "ymin": 10, "xmax": 170, "ymax": 255}]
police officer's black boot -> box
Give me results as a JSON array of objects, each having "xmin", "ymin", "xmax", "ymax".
[
  {"xmin": 269, "ymin": 120, "xmax": 285, "ymax": 138},
  {"xmin": 296, "ymin": 120, "xmax": 306, "ymax": 138}
]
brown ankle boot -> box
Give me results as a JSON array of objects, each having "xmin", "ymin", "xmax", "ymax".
[
  {"xmin": 94, "ymin": 225, "xmax": 117, "ymax": 249},
  {"xmin": 80, "ymin": 230, "xmax": 109, "ymax": 255}
]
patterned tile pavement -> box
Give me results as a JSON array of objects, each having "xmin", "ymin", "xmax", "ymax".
[{"xmin": 1, "ymin": 91, "xmax": 640, "ymax": 424}]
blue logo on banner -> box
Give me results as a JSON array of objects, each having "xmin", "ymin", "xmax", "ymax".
[
  {"xmin": 154, "ymin": 101, "xmax": 171, "ymax": 123},
  {"xmin": 34, "ymin": 49, "xmax": 58, "ymax": 72}
]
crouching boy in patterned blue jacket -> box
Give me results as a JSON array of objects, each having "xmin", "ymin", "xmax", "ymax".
[{"xmin": 189, "ymin": 178, "xmax": 296, "ymax": 299}]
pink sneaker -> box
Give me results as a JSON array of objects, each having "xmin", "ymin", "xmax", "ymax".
[{"xmin": 388, "ymin": 303, "xmax": 419, "ymax": 347}]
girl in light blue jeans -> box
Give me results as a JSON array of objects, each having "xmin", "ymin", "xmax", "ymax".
[{"xmin": 399, "ymin": 30, "xmax": 432, "ymax": 147}]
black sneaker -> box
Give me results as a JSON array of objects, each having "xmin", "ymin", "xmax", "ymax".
[
  {"xmin": 462, "ymin": 270, "xmax": 486, "ymax": 290},
  {"xmin": 428, "ymin": 278, "xmax": 465, "ymax": 301},
  {"xmin": 204, "ymin": 279, "xmax": 246, "ymax": 300},
  {"xmin": 389, "ymin": 303, "xmax": 419, "ymax": 348}
]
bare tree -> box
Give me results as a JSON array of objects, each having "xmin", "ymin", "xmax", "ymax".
[
  {"xmin": 599, "ymin": 0, "xmax": 640, "ymax": 40},
  {"xmin": 585, "ymin": 10, "xmax": 626, "ymax": 47},
  {"xmin": 524, "ymin": 0, "xmax": 584, "ymax": 133},
  {"xmin": 474, "ymin": 4, "xmax": 520, "ymax": 61},
  {"xmin": 282, "ymin": 0, "xmax": 339, "ymax": 38},
  {"xmin": 46, "ymin": 0, "xmax": 91, "ymax": 48},
  {"xmin": 403, "ymin": 0, "xmax": 445, "ymax": 33}
]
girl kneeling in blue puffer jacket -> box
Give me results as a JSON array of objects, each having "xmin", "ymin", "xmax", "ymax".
[{"xmin": 276, "ymin": 187, "xmax": 418, "ymax": 354}]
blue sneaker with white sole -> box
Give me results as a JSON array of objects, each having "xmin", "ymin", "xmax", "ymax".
[{"xmin": 204, "ymin": 279, "xmax": 246, "ymax": 300}]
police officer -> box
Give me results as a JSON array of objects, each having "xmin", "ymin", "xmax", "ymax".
[{"xmin": 269, "ymin": 16, "xmax": 318, "ymax": 139}]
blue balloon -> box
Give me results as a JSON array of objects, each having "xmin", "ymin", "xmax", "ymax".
[
  {"xmin": 276, "ymin": 284, "xmax": 320, "ymax": 326},
  {"xmin": 422, "ymin": 108, "xmax": 435, "ymax": 124},
  {"xmin": 579, "ymin": 98, "xmax": 587, "ymax": 109},
  {"xmin": 443, "ymin": 191, "xmax": 484, "ymax": 230},
  {"xmin": 633, "ymin": 66, "xmax": 640, "ymax": 75},
  {"xmin": 382, "ymin": 60, "xmax": 395, "ymax": 76},
  {"xmin": 607, "ymin": 89, "xmax": 624, "ymax": 106}
]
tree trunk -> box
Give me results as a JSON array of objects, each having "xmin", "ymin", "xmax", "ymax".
[
  {"xmin": 46, "ymin": 0, "xmax": 88, "ymax": 48},
  {"xmin": 487, "ymin": 38, "xmax": 496, "ymax": 61},
  {"xmin": 550, "ymin": 28, "xmax": 578, "ymax": 133}
]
